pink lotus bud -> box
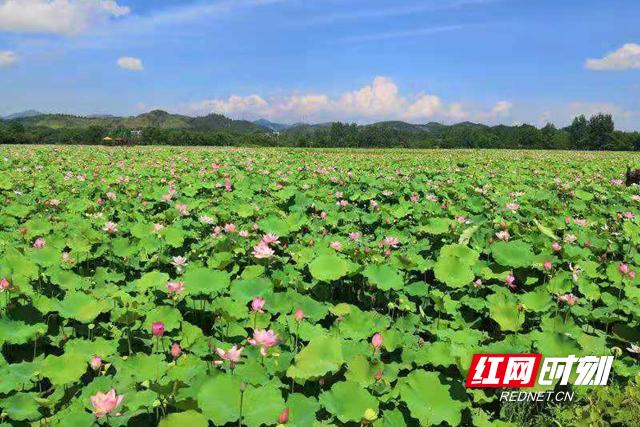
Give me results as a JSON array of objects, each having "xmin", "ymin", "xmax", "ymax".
[
  {"xmin": 171, "ymin": 342, "xmax": 182, "ymax": 359},
  {"xmin": 277, "ymin": 408, "xmax": 289, "ymax": 424},
  {"xmin": 551, "ymin": 242, "xmax": 561, "ymax": 252},
  {"xmin": 375, "ymin": 368, "xmax": 383, "ymax": 380},
  {"xmin": 505, "ymin": 273, "xmax": 516, "ymax": 289},
  {"xmin": 630, "ymin": 271, "xmax": 636, "ymax": 280},
  {"xmin": 151, "ymin": 322, "xmax": 165, "ymax": 337},
  {"xmin": 90, "ymin": 355, "xmax": 102, "ymax": 371},
  {"xmin": 294, "ymin": 308, "xmax": 304, "ymax": 322},
  {"xmin": 251, "ymin": 297, "xmax": 265, "ymax": 313},
  {"xmin": 619, "ymin": 263, "xmax": 630, "ymax": 276},
  {"xmin": 543, "ymin": 260, "xmax": 552, "ymax": 271},
  {"xmin": 0, "ymin": 277, "xmax": 9, "ymax": 291},
  {"xmin": 372, "ymin": 333, "xmax": 383, "ymax": 349}
]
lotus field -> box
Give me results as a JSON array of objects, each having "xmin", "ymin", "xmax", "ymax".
[{"xmin": 2, "ymin": 146, "xmax": 640, "ymax": 426}]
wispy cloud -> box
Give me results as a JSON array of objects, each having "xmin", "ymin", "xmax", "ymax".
[
  {"xmin": 307, "ymin": 0, "xmax": 500, "ymax": 25},
  {"xmin": 343, "ymin": 25, "xmax": 464, "ymax": 43},
  {"xmin": 0, "ymin": 49, "xmax": 17, "ymax": 66}
]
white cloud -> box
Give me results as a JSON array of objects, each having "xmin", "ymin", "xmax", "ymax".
[
  {"xmin": 0, "ymin": 0, "xmax": 129, "ymax": 35},
  {"xmin": 337, "ymin": 76, "xmax": 405, "ymax": 116},
  {"xmin": 566, "ymin": 101, "xmax": 632, "ymax": 118},
  {"xmin": 175, "ymin": 76, "xmax": 511, "ymax": 124},
  {"xmin": 0, "ymin": 50, "xmax": 17, "ymax": 67},
  {"xmin": 117, "ymin": 56, "xmax": 143, "ymax": 71},
  {"xmin": 187, "ymin": 95, "xmax": 268, "ymax": 116},
  {"xmin": 585, "ymin": 43, "xmax": 640, "ymax": 71},
  {"xmin": 403, "ymin": 94, "xmax": 443, "ymax": 119}
]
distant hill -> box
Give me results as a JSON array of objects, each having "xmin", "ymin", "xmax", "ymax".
[
  {"xmin": 4, "ymin": 110, "xmax": 43, "ymax": 120},
  {"xmin": 2, "ymin": 110, "xmax": 515, "ymax": 138},
  {"xmin": 10, "ymin": 110, "xmax": 268, "ymax": 133},
  {"xmin": 253, "ymin": 119, "xmax": 291, "ymax": 132}
]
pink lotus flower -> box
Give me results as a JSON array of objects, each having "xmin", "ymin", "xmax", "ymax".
[
  {"xmin": 33, "ymin": 238, "xmax": 46, "ymax": 249},
  {"xmin": 381, "ymin": 237, "xmax": 400, "ymax": 248},
  {"xmin": 171, "ymin": 256, "xmax": 187, "ymax": 268},
  {"xmin": 611, "ymin": 179, "xmax": 624, "ymax": 186},
  {"xmin": 251, "ymin": 297, "xmax": 265, "ymax": 313},
  {"xmin": 410, "ymin": 193, "xmax": 419, "ymax": 203},
  {"xmin": 253, "ymin": 241, "xmax": 274, "ymax": 259},
  {"xmin": 152, "ymin": 223, "xmax": 165, "ymax": 233},
  {"xmin": 224, "ymin": 223, "xmax": 237, "ymax": 233},
  {"xmin": 166, "ymin": 281, "xmax": 185, "ymax": 294},
  {"xmin": 90, "ymin": 355, "xmax": 102, "ymax": 371},
  {"xmin": 619, "ymin": 263, "xmax": 630, "ymax": 276},
  {"xmin": 171, "ymin": 342, "xmax": 182, "ymax": 359},
  {"xmin": 505, "ymin": 272, "xmax": 516, "ymax": 289},
  {"xmin": 0, "ymin": 277, "xmax": 9, "ymax": 292},
  {"xmin": 151, "ymin": 322, "xmax": 165, "ymax": 337},
  {"xmin": 239, "ymin": 230, "xmax": 249, "ymax": 238},
  {"xmin": 558, "ymin": 293, "xmax": 579, "ymax": 306},
  {"xmin": 248, "ymin": 329, "xmax": 279, "ymax": 356},
  {"xmin": 175, "ymin": 203, "xmax": 189, "ymax": 216},
  {"xmin": 215, "ymin": 345, "xmax": 244, "ymax": 367},
  {"xmin": 103, "ymin": 221, "xmax": 118, "ymax": 234},
  {"xmin": 543, "ymin": 260, "xmax": 553, "ymax": 271},
  {"xmin": 294, "ymin": 308, "xmax": 304, "ymax": 322},
  {"xmin": 551, "ymin": 242, "xmax": 562, "ymax": 252},
  {"xmin": 372, "ymin": 333, "xmax": 383, "ymax": 350},
  {"xmin": 505, "ymin": 203, "xmax": 520, "ymax": 212},
  {"xmin": 90, "ymin": 389, "xmax": 124, "ymax": 418},
  {"xmin": 630, "ymin": 271, "xmax": 637, "ymax": 280},
  {"xmin": 495, "ymin": 230, "xmax": 510, "ymax": 241},
  {"xmin": 349, "ymin": 232, "xmax": 362, "ymax": 241},
  {"xmin": 261, "ymin": 234, "xmax": 280, "ymax": 245},
  {"xmin": 574, "ymin": 218, "xmax": 587, "ymax": 227},
  {"xmin": 623, "ymin": 211, "xmax": 635, "ymax": 219},
  {"xmin": 330, "ymin": 241, "xmax": 343, "ymax": 251}
]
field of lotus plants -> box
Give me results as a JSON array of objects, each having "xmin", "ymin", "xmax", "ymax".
[{"xmin": 1, "ymin": 145, "xmax": 640, "ymax": 426}]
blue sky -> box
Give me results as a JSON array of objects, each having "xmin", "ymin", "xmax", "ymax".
[{"xmin": 0, "ymin": 0, "xmax": 639, "ymax": 129}]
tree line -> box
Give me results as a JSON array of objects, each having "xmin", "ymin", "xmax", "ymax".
[{"xmin": 1, "ymin": 113, "xmax": 639, "ymax": 150}]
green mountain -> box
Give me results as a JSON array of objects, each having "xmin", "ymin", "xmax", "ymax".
[{"xmin": 9, "ymin": 110, "xmax": 269, "ymax": 133}]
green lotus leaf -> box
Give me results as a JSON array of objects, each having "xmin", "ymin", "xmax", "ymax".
[
  {"xmin": 39, "ymin": 352, "xmax": 87, "ymax": 385},
  {"xmin": 487, "ymin": 289, "xmax": 525, "ymax": 332},
  {"xmin": 242, "ymin": 383, "xmax": 286, "ymax": 427},
  {"xmin": 144, "ymin": 305, "xmax": 183, "ymax": 332},
  {"xmin": 433, "ymin": 244, "xmax": 479, "ymax": 288},
  {"xmin": 0, "ymin": 392, "xmax": 41, "ymax": 421},
  {"xmin": 420, "ymin": 218, "xmax": 453, "ymax": 235},
  {"xmin": 197, "ymin": 374, "xmax": 241, "ymax": 425},
  {"xmin": 0, "ymin": 319, "xmax": 47, "ymax": 345},
  {"xmin": 286, "ymin": 393, "xmax": 320, "ymax": 427},
  {"xmin": 133, "ymin": 271, "xmax": 170, "ymax": 293},
  {"xmin": 287, "ymin": 336, "xmax": 344, "ymax": 380},
  {"xmin": 491, "ymin": 240, "xmax": 535, "ymax": 268},
  {"xmin": 363, "ymin": 264, "xmax": 404, "ymax": 291},
  {"xmin": 308, "ymin": 254, "xmax": 349, "ymax": 282},
  {"xmin": 182, "ymin": 267, "xmax": 230, "ymax": 295},
  {"xmin": 159, "ymin": 411, "xmax": 208, "ymax": 427},
  {"xmin": 58, "ymin": 292, "xmax": 109, "ymax": 323},
  {"xmin": 319, "ymin": 381, "xmax": 378, "ymax": 423},
  {"xmin": 399, "ymin": 370, "xmax": 465, "ymax": 426},
  {"xmin": 111, "ymin": 354, "xmax": 168, "ymax": 382}
]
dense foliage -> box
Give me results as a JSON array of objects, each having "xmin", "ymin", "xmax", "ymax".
[
  {"xmin": 2, "ymin": 112, "xmax": 639, "ymax": 150},
  {"xmin": 1, "ymin": 146, "xmax": 640, "ymax": 426}
]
